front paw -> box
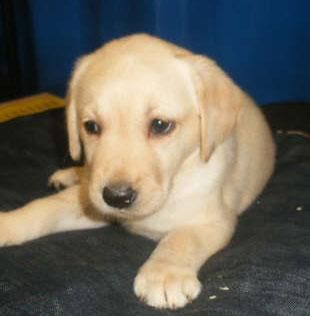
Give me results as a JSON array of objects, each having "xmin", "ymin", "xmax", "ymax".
[
  {"xmin": 48, "ymin": 169, "xmax": 76, "ymax": 190},
  {"xmin": 134, "ymin": 261, "xmax": 201, "ymax": 310}
]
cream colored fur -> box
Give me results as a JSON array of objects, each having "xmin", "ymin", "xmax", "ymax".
[{"xmin": 0, "ymin": 34, "xmax": 275, "ymax": 310}]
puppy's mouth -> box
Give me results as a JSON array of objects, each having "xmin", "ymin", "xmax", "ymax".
[
  {"xmin": 90, "ymin": 197, "xmax": 149, "ymax": 222},
  {"xmin": 88, "ymin": 183, "xmax": 168, "ymax": 222}
]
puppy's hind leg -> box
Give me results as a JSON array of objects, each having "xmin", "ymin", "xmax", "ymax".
[
  {"xmin": 48, "ymin": 166, "xmax": 84, "ymax": 190},
  {"xmin": 0, "ymin": 185, "xmax": 107, "ymax": 247}
]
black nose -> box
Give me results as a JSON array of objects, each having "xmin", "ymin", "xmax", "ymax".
[{"xmin": 102, "ymin": 184, "xmax": 137, "ymax": 209}]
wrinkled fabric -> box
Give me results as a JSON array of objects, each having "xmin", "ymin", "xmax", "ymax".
[{"xmin": 0, "ymin": 109, "xmax": 309, "ymax": 316}]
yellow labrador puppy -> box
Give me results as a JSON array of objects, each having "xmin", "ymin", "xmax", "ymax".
[{"xmin": 0, "ymin": 34, "xmax": 275, "ymax": 309}]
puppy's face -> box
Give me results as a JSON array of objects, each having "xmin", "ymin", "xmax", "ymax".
[
  {"xmin": 67, "ymin": 35, "xmax": 242, "ymax": 220},
  {"xmin": 69, "ymin": 38, "xmax": 201, "ymax": 220}
]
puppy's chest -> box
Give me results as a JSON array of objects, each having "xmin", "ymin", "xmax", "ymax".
[
  {"xmin": 126, "ymin": 201, "xmax": 207, "ymax": 240},
  {"xmin": 126, "ymin": 164, "xmax": 222, "ymax": 240}
]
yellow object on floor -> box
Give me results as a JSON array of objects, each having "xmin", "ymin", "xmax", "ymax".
[{"xmin": 0, "ymin": 93, "xmax": 65, "ymax": 123}]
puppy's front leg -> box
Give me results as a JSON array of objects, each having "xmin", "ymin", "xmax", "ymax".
[
  {"xmin": 0, "ymin": 185, "xmax": 106, "ymax": 247},
  {"xmin": 134, "ymin": 220, "xmax": 236, "ymax": 309}
]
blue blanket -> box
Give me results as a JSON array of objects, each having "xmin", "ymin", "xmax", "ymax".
[{"xmin": 0, "ymin": 106, "xmax": 309, "ymax": 315}]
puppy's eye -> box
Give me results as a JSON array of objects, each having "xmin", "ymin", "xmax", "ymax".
[
  {"xmin": 150, "ymin": 119, "xmax": 175, "ymax": 136},
  {"xmin": 83, "ymin": 120, "xmax": 101, "ymax": 135}
]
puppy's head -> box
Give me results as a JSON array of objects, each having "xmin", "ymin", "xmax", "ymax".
[{"xmin": 66, "ymin": 34, "xmax": 242, "ymax": 220}]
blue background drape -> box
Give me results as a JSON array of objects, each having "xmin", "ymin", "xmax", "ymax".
[{"xmin": 12, "ymin": 0, "xmax": 310, "ymax": 104}]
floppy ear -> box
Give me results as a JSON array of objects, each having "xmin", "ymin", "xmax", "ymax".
[
  {"xmin": 185, "ymin": 56, "xmax": 244, "ymax": 161},
  {"xmin": 66, "ymin": 93, "xmax": 80, "ymax": 161},
  {"xmin": 66, "ymin": 56, "xmax": 91, "ymax": 161}
]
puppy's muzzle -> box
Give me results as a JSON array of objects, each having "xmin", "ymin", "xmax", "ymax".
[{"xmin": 102, "ymin": 183, "xmax": 137, "ymax": 209}]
